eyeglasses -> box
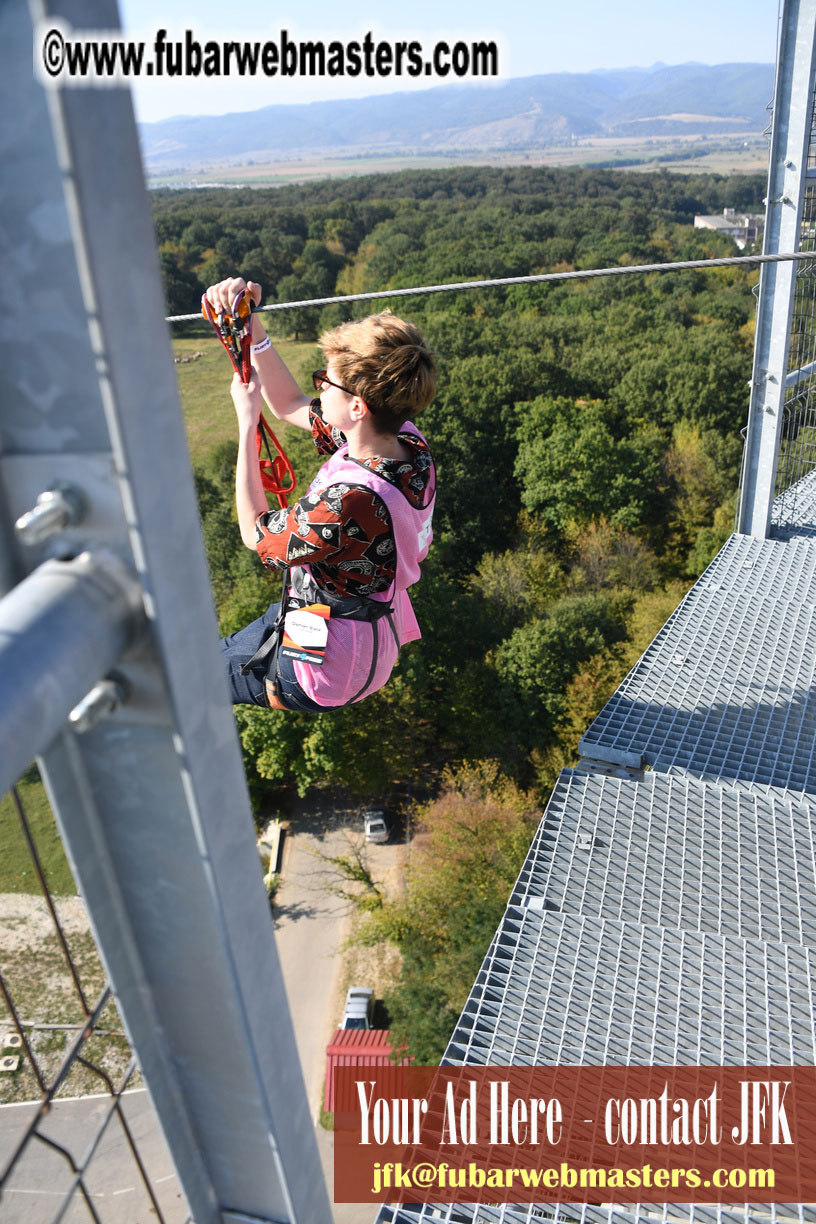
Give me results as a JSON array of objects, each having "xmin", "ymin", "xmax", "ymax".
[{"xmin": 312, "ymin": 368, "xmax": 355, "ymax": 397}]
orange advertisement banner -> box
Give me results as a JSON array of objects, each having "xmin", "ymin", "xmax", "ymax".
[{"xmin": 334, "ymin": 1065, "xmax": 816, "ymax": 1204}]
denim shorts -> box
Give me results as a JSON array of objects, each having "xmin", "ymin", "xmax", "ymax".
[{"xmin": 220, "ymin": 602, "xmax": 325, "ymax": 714}]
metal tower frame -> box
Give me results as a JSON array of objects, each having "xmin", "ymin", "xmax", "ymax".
[
  {"xmin": 0, "ymin": 2, "xmax": 331, "ymax": 1221},
  {"xmin": 738, "ymin": 0, "xmax": 816, "ymax": 537}
]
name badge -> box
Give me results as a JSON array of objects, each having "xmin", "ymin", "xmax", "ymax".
[
  {"xmin": 280, "ymin": 603, "xmax": 331, "ymax": 666},
  {"xmin": 417, "ymin": 512, "xmax": 433, "ymax": 551}
]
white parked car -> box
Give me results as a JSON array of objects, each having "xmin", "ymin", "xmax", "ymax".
[
  {"xmin": 341, "ymin": 986, "xmax": 374, "ymax": 1030},
  {"xmin": 363, "ymin": 807, "xmax": 390, "ymax": 844}
]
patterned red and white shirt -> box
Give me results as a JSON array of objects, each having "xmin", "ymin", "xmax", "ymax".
[{"xmin": 254, "ymin": 400, "xmax": 435, "ymax": 598}]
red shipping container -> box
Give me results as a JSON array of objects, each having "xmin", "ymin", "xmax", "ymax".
[{"xmin": 324, "ymin": 1029, "xmax": 411, "ymax": 1113}]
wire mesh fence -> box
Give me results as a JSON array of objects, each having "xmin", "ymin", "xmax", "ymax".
[
  {"xmin": 0, "ymin": 769, "xmax": 187, "ymax": 1223},
  {"xmin": 772, "ymin": 93, "xmax": 816, "ymax": 520}
]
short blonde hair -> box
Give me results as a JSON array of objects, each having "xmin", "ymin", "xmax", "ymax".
[{"xmin": 319, "ymin": 311, "xmax": 436, "ymax": 432}]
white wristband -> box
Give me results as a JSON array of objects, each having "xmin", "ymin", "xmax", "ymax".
[{"xmin": 251, "ymin": 335, "xmax": 272, "ymax": 355}]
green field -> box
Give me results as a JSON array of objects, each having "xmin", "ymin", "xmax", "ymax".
[
  {"xmin": 0, "ymin": 767, "xmax": 77, "ymax": 895},
  {"xmin": 147, "ymin": 137, "xmax": 768, "ymax": 189},
  {"xmin": 172, "ymin": 326, "xmax": 318, "ymax": 463}
]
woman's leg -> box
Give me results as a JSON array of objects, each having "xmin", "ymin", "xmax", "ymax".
[
  {"xmin": 220, "ymin": 604, "xmax": 281, "ymax": 707},
  {"xmin": 274, "ymin": 649, "xmax": 326, "ymax": 714}
]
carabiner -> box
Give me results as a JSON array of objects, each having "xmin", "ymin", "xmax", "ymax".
[{"xmin": 201, "ymin": 288, "xmax": 253, "ymax": 382}]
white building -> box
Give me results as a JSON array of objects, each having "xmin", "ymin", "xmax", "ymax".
[{"xmin": 693, "ymin": 206, "xmax": 765, "ymax": 249}]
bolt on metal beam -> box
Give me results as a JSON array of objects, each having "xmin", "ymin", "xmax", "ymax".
[
  {"xmin": 15, "ymin": 483, "xmax": 86, "ymax": 546},
  {"xmin": 0, "ymin": 550, "xmax": 142, "ymax": 796}
]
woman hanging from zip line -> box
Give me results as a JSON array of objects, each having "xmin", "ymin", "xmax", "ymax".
[{"xmin": 205, "ymin": 277, "xmax": 437, "ymax": 713}]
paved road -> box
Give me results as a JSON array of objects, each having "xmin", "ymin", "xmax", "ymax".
[
  {"xmin": 0, "ymin": 1090, "xmax": 185, "ymax": 1223},
  {"xmin": 273, "ymin": 798, "xmax": 357, "ymax": 1120},
  {"xmin": 274, "ymin": 797, "xmax": 393, "ymax": 1224}
]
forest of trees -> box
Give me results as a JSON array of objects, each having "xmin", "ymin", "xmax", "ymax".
[{"xmin": 155, "ymin": 164, "xmax": 763, "ymax": 1058}]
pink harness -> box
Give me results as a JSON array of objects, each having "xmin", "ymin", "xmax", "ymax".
[{"xmin": 292, "ymin": 424, "xmax": 435, "ymax": 707}]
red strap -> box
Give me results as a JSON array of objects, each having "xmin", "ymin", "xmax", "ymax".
[{"xmin": 257, "ymin": 413, "xmax": 297, "ymax": 509}]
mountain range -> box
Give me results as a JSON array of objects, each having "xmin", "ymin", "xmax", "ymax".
[{"xmin": 139, "ymin": 62, "xmax": 774, "ymax": 172}]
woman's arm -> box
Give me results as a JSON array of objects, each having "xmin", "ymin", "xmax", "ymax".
[{"xmin": 230, "ymin": 373, "xmax": 272, "ymax": 549}]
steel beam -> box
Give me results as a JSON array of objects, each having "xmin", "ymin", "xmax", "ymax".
[
  {"xmin": 737, "ymin": 0, "xmax": 816, "ymax": 538},
  {"xmin": 1, "ymin": 1, "xmax": 332, "ymax": 1221}
]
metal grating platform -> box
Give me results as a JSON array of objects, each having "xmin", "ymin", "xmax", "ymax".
[
  {"xmin": 510, "ymin": 770, "xmax": 816, "ymax": 946},
  {"xmin": 446, "ymin": 909, "xmax": 816, "ymax": 1066},
  {"xmin": 374, "ymin": 906, "xmax": 816, "ymax": 1224},
  {"xmin": 374, "ymin": 535, "xmax": 816, "ymax": 1224},
  {"xmin": 773, "ymin": 469, "xmax": 816, "ymax": 540},
  {"xmin": 578, "ymin": 534, "xmax": 816, "ymax": 794},
  {"xmin": 377, "ymin": 1201, "xmax": 813, "ymax": 1224}
]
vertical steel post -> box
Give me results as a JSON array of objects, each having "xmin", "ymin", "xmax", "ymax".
[
  {"xmin": 1, "ymin": 1, "xmax": 332, "ymax": 1220},
  {"xmin": 738, "ymin": 0, "xmax": 816, "ymax": 537}
]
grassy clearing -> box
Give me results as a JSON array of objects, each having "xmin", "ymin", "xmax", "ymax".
[
  {"xmin": 0, "ymin": 768, "xmax": 76, "ymax": 896},
  {"xmin": 172, "ymin": 326, "xmax": 319, "ymax": 465},
  {"xmin": 0, "ymin": 779, "xmax": 128, "ymax": 1103},
  {"xmin": 0, "ymin": 922, "xmax": 137, "ymax": 1104}
]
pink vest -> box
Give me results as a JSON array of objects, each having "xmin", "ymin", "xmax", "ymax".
[{"xmin": 292, "ymin": 424, "xmax": 435, "ymax": 707}]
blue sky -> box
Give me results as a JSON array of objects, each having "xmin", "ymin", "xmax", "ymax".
[{"xmin": 117, "ymin": 0, "xmax": 780, "ymax": 123}]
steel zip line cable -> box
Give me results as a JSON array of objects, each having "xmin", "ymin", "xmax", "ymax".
[{"xmin": 166, "ymin": 249, "xmax": 816, "ymax": 323}]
